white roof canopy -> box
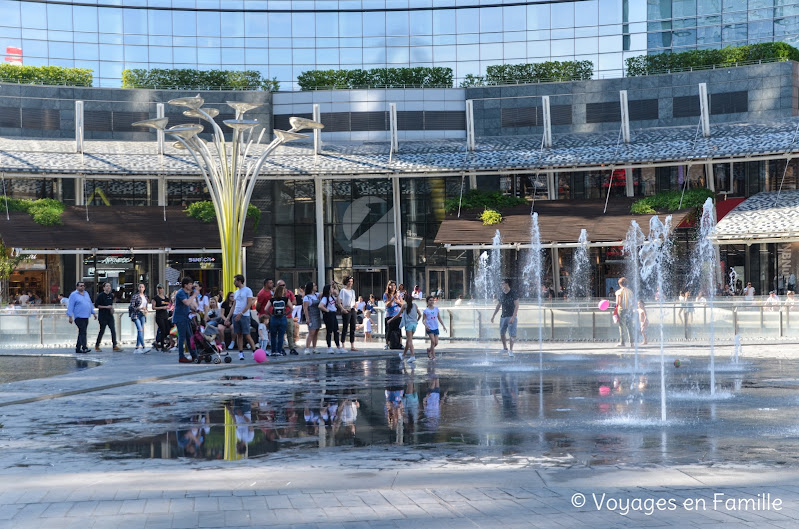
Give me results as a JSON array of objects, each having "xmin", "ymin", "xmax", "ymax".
[{"xmin": 714, "ymin": 191, "xmax": 799, "ymax": 245}]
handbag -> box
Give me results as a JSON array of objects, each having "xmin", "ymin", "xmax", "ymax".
[{"xmin": 612, "ymin": 304, "xmax": 619, "ymax": 324}]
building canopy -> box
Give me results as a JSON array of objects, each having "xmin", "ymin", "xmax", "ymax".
[
  {"xmin": 714, "ymin": 190, "xmax": 799, "ymax": 245},
  {"xmin": 435, "ymin": 199, "xmax": 693, "ymax": 248}
]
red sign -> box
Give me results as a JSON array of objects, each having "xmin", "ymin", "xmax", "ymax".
[
  {"xmin": 6, "ymin": 47, "xmax": 22, "ymax": 55},
  {"xmin": 5, "ymin": 46, "xmax": 21, "ymax": 65}
]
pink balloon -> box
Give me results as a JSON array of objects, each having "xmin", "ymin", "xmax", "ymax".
[
  {"xmin": 599, "ymin": 386, "xmax": 611, "ymax": 396},
  {"xmin": 598, "ymin": 299, "xmax": 610, "ymax": 311},
  {"xmin": 253, "ymin": 349, "xmax": 268, "ymax": 363}
]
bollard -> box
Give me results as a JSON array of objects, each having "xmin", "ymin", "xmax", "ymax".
[
  {"xmin": 448, "ymin": 311, "xmax": 454, "ymax": 339},
  {"xmin": 780, "ymin": 310, "xmax": 784, "ymax": 337},
  {"xmin": 592, "ymin": 311, "xmax": 596, "ymax": 340},
  {"xmin": 39, "ymin": 316, "xmax": 44, "ymax": 346},
  {"xmin": 760, "ymin": 306, "xmax": 764, "ymax": 329},
  {"xmin": 477, "ymin": 311, "xmax": 482, "ymax": 340}
]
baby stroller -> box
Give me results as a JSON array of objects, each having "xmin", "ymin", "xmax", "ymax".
[{"xmin": 190, "ymin": 319, "xmax": 229, "ymax": 364}]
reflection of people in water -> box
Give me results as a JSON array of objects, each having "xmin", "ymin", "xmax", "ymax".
[
  {"xmin": 402, "ymin": 364, "xmax": 419, "ymax": 437},
  {"xmin": 177, "ymin": 411, "xmax": 210, "ymax": 458},
  {"xmin": 423, "ymin": 365, "xmax": 448, "ymax": 431},
  {"xmin": 385, "ymin": 384, "xmax": 404, "ymax": 437},
  {"xmin": 336, "ymin": 393, "xmax": 360, "ymax": 440},
  {"xmin": 226, "ymin": 399, "xmax": 254, "ymax": 455},
  {"xmin": 255, "ymin": 400, "xmax": 280, "ymax": 442},
  {"xmin": 495, "ymin": 373, "xmax": 518, "ymax": 419}
]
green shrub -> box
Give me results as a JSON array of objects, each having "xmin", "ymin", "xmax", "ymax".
[
  {"xmin": 460, "ymin": 74, "xmax": 486, "ymax": 88},
  {"xmin": 625, "ymin": 42, "xmax": 799, "ymax": 76},
  {"xmin": 630, "ymin": 189, "xmax": 715, "ymax": 214},
  {"xmin": 296, "ymin": 67, "xmax": 453, "ymax": 90},
  {"xmin": 184, "ymin": 201, "xmax": 261, "ymax": 229},
  {"xmin": 122, "ymin": 69, "xmax": 277, "ymax": 91},
  {"xmin": 444, "ymin": 189, "xmax": 527, "ymax": 214},
  {"xmin": 0, "ymin": 197, "xmax": 65, "ymax": 226},
  {"xmin": 484, "ymin": 61, "xmax": 594, "ymax": 84},
  {"xmin": 479, "ymin": 208, "xmax": 503, "ymax": 226},
  {"xmin": 0, "ymin": 64, "xmax": 92, "ymax": 87}
]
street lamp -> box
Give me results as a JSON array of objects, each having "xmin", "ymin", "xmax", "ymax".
[{"xmin": 134, "ymin": 96, "xmax": 323, "ymax": 294}]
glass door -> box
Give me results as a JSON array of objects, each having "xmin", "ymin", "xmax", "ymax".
[
  {"xmin": 427, "ymin": 268, "xmax": 446, "ymax": 298},
  {"xmin": 447, "ymin": 268, "xmax": 466, "ymax": 299}
]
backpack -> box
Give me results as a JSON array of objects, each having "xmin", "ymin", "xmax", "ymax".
[{"xmin": 272, "ymin": 298, "xmax": 286, "ymax": 317}]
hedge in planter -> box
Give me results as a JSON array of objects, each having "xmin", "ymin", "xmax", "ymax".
[
  {"xmin": 625, "ymin": 42, "xmax": 799, "ymax": 76},
  {"xmin": 296, "ymin": 67, "xmax": 453, "ymax": 90},
  {"xmin": 0, "ymin": 64, "xmax": 92, "ymax": 87},
  {"xmin": 122, "ymin": 69, "xmax": 278, "ymax": 91}
]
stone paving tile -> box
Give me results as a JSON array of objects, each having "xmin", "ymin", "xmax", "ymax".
[
  {"xmin": 218, "ymin": 496, "xmax": 244, "ymax": 511},
  {"xmin": 66, "ymin": 501, "xmax": 99, "ymax": 518},
  {"xmin": 169, "ymin": 511, "xmax": 200, "ymax": 528},
  {"xmin": 265, "ymin": 496, "xmax": 293, "ymax": 510},
  {"xmin": 196, "ymin": 511, "xmax": 227, "ymax": 528},
  {"xmin": 119, "ymin": 498, "xmax": 147, "ymax": 514},
  {"xmin": 167, "ymin": 498, "xmax": 195, "ymax": 513},
  {"xmin": 224, "ymin": 509, "xmax": 253, "ymax": 526},
  {"xmin": 143, "ymin": 514, "xmax": 174, "ymax": 529},
  {"xmin": 193, "ymin": 497, "xmax": 220, "ymax": 512}
]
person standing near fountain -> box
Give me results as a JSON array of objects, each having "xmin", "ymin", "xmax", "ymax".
[
  {"xmin": 615, "ymin": 277, "xmax": 635, "ymax": 347},
  {"xmin": 491, "ymin": 279, "xmax": 519, "ymax": 357}
]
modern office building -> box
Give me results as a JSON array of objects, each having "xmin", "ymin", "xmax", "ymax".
[
  {"xmin": 1, "ymin": 1, "xmax": 799, "ymax": 303},
  {"xmin": 1, "ymin": 1, "xmax": 799, "ymax": 89}
]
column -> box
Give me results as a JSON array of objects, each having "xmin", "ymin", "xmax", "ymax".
[
  {"xmin": 392, "ymin": 176, "xmax": 403, "ymax": 285},
  {"xmin": 315, "ymin": 175, "xmax": 325, "ymax": 287},
  {"xmin": 552, "ymin": 246, "xmax": 561, "ymax": 294}
]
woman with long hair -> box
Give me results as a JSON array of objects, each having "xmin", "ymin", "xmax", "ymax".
[
  {"xmin": 389, "ymin": 297, "xmax": 421, "ymax": 363},
  {"xmin": 303, "ymin": 281, "xmax": 322, "ymax": 354},
  {"xmin": 265, "ymin": 283, "xmax": 294, "ymax": 356},
  {"xmin": 383, "ymin": 281, "xmax": 402, "ymax": 350},
  {"xmin": 318, "ymin": 283, "xmax": 343, "ymax": 354}
]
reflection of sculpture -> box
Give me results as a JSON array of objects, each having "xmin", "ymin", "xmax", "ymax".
[{"xmin": 134, "ymin": 101, "xmax": 322, "ymax": 294}]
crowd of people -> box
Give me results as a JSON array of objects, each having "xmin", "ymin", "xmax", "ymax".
[{"xmin": 64, "ymin": 275, "xmax": 448, "ymax": 364}]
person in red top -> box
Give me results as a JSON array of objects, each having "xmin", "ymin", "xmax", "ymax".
[
  {"xmin": 255, "ymin": 278, "xmax": 274, "ymax": 317},
  {"xmin": 273, "ymin": 279, "xmax": 298, "ymax": 355}
]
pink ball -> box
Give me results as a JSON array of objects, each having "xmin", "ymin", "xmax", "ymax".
[
  {"xmin": 598, "ymin": 299, "xmax": 610, "ymax": 311},
  {"xmin": 599, "ymin": 386, "xmax": 611, "ymax": 396},
  {"xmin": 253, "ymin": 349, "xmax": 268, "ymax": 363}
]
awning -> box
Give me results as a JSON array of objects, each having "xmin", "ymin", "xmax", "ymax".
[
  {"xmin": 0, "ymin": 206, "xmax": 255, "ymax": 250},
  {"xmin": 434, "ymin": 199, "xmax": 693, "ymax": 249},
  {"xmin": 714, "ymin": 190, "xmax": 799, "ymax": 245}
]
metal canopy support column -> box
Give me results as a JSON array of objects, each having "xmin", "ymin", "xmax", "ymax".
[
  {"xmin": 699, "ymin": 83, "xmax": 711, "ymax": 138},
  {"xmin": 156, "ymin": 103, "xmax": 165, "ymax": 155},
  {"xmin": 392, "ymin": 176, "xmax": 403, "ymax": 285},
  {"xmin": 466, "ymin": 99, "xmax": 476, "ymax": 151},
  {"xmin": 547, "ymin": 172, "xmax": 557, "ymax": 200},
  {"xmin": 625, "ymin": 168, "xmax": 634, "ymax": 197},
  {"xmin": 389, "ymin": 103, "xmax": 398, "ymax": 154},
  {"xmin": 315, "ymin": 175, "xmax": 325, "ymax": 287},
  {"xmin": 620, "ymin": 90, "xmax": 631, "ymax": 144},
  {"xmin": 75, "ymin": 101, "xmax": 84, "ymax": 154},
  {"xmin": 542, "ymin": 96, "xmax": 552, "ymax": 148},
  {"xmin": 552, "ymin": 246, "xmax": 561, "ymax": 295},
  {"xmin": 313, "ymin": 104, "xmax": 321, "ymax": 155},
  {"xmin": 705, "ymin": 161, "xmax": 715, "ymax": 192},
  {"xmin": 74, "ymin": 175, "xmax": 84, "ymax": 287}
]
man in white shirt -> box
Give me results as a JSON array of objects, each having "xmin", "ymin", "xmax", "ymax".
[
  {"xmin": 744, "ymin": 282, "xmax": 755, "ymax": 301},
  {"xmin": 224, "ymin": 274, "xmax": 257, "ymax": 361},
  {"xmin": 339, "ymin": 276, "xmax": 358, "ymax": 352}
]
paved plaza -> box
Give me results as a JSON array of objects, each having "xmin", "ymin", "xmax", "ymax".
[{"xmin": 3, "ymin": 341, "xmax": 799, "ymax": 528}]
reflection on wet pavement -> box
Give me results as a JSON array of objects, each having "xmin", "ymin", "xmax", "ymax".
[
  {"xmin": 0, "ymin": 356, "xmax": 98, "ymax": 384},
  {"xmin": 86, "ymin": 354, "xmax": 799, "ymax": 467}
]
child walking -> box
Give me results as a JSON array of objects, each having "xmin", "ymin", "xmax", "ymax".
[
  {"xmin": 638, "ymin": 300, "xmax": 649, "ymax": 345},
  {"xmin": 318, "ymin": 283, "xmax": 344, "ymax": 354},
  {"xmin": 423, "ymin": 296, "xmax": 447, "ymax": 360},
  {"xmin": 257, "ymin": 314, "xmax": 268, "ymax": 352},
  {"xmin": 390, "ymin": 298, "xmax": 422, "ymax": 364},
  {"xmin": 362, "ymin": 309, "xmax": 372, "ymax": 342}
]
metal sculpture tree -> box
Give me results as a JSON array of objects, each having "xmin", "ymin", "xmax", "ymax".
[{"xmin": 135, "ymin": 96, "xmax": 322, "ymax": 293}]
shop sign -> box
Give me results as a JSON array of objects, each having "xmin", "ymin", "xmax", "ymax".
[
  {"xmin": 83, "ymin": 256, "xmax": 133, "ymax": 268},
  {"xmin": 16, "ymin": 254, "xmax": 46, "ymax": 270},
  {"xmin": 187, "ymin": 257, "xmax": 216, "ymax": 263}
]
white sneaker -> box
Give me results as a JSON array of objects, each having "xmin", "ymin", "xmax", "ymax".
[
  {"xmin": 239, "ymin": 351, "xmax": 245, "ymax": 361},
  {"xmin": 143, "ymin": 348, "xmax": 151, "ymax": 355},
  {"xmin": 384, "ymin": 344, "xmax": 389, "ymax": 350},
  {"xmin": 500, "ymin": 349, "xmax": 508, "ymax": 355},
  {"xmin": 408, "ymin": 356, "xmax": 417, "ymax": 364},
  {"xmin": 398, "ymin": 352, "xmax": 404, "ymax": 361},
  {"xmin": 327, "ymin": 347, "xmax": 334, "ymax": 354},
  {"xmin": 303, "ymin": 348, "xmax": 310, "ymax": 355},
  {"xmin": 508, "ymin": 350, "xmax": 514, "ymax": 358},
  {"xmin": 133, "ymin": 347, "xmax": 144, "ymax": 355},
  {"xmin": 168, "ymin": 347, "xmax": 178, "ymax": 353},
  {"xmin": 227, "ymin": 342, "xmax": 235, "ymax": 350},
  {"xmin": 338, "ymin": 347, "xmax": 346, "ymax": 354}
]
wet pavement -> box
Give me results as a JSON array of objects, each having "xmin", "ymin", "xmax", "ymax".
[
  {"xmin": 0, "ymin": 355, "xmax": 98, "ymax": 384},
  {"xmin": 3, "ymin": 341, "xmax": 799, "ymax": 527}
]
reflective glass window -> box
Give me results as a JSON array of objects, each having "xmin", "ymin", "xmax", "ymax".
[
  {"xmin": 316, "ymin": 48, "xmax": 338, "ymax": 63},
  {"xmin": 124, "ymin": 8, "xmax": 147, "ymax": 34},
  {"xmin": 775, "ymin": 16, "xmax": 799, "ymax": 35},
  {"xmin": 125, "ymin": 45, "xmax": 148, "ymax": 62},
  {"xmin": 672, "ymin": 28, "xmax": 697, "ymax": 46},
  {"xmin": 125, "ymin": 34, "xmax": 149, "ymax": 46},
  {"xmin": 551, "ymin": 28, "xmax": 574, "ymax": 40},
  {"xmin": 504, "ymin": 42, "xmax": 525, "ymax": 59},
  {"xmin": 598, "ymin": 0, "xmax": 622, "ymax": 25},
  {"xmin": 363, "ymin": 12, "xmax": 385, "ymax": 37},
  {"xmin": 172, "ymin": 11, "xmax": 196, "ymax": 36},
  {"xmin": 150, "ymin": 46, "xmax": 172, "ymax": 63},
  {"xmin": 479, "ymin": 43, "xmax": 502, "ymax": 60},
  {"xmin": 316, "ymin": 12, "xmax": 338, "ymax": 37},
  {"xmin": 433, "ymin": 10, "xmax": 455, "ymax": 34},
  {"xmin": 723, "ymin": 0, "xmax": 747, "ymax": 11},
  {"xmin": 456, "ymin": 9, "xmax": 479, "ymax": 33},
  {"xmin": 648, "ymin": 0, "xmax": 671, "ymax": 20},
  {"xmin": 457, "ymin": 44, "xmax": 478, "ymax": 61},
  {"xmin": 245, "ymin": 13, "xmax": 268, "ymax": 38},
  {"xmin": 198, "ymin": 47, "xmax": 221, "ymax": 64},
  {"xmin": 21, "ymin": 2, "xmax": 46, "ymax": 29},
  {"xmin": 222, "ymin": 47, "xmax": 245, "ymax": 64},
  {"xmin": 575, "ymin": 37, "xmax": 598, "ymax": 54},
  {"xmin": 22, "ymin": 28, "xmax": 47, "ymax": 40},
  {"xmin": 410, "ymin": 10, "xmax": 432, "ymax": 35},
  {"xmin": 74, "ymin": 6, "xmax": 98, "ymax": 34},
  {"xmin": 49, "ymin": 40, "xmax": 72, "ymax": 59},
  {"xmin": 292, "ymin": 12, "xmax": 315, "ymax": 38},
  {"xmin": 221, "ymin": 11, "xmax": 245, "ymax": 37},
  {"xmin": 99, "ymin": 44, "xmax": 124, "ymax": 61},
  {"xmin": 0, "ymin": 1, "xmax": 21, "ymax": 27},
  {"xmin": 551, "ymin": 2, "xmax": 574, "ymax": 29},
  {"xmin": 245, "ymin": 47, "xmax": 266, "ymax": 63},
  {"xmin": 268, "ymin": 13, "xmax": 290, "ymax": 37},
  {"xmin": 552, "ymin": 39, "xmax": 574, "ymax": 56},
  {"xmin": 21, "ymin": 39, "xmax": 47, "ymax": 57},
  {"xmin": 575, "ymin": 1, "xmax": 598, "ymax": 27},
  {"xmin": 527, "ymin": 4, "xmax": 550, "ymax": 30},
  {"xmin": 503, "ymin": 6, "xmax": 526, "ymax": 32},
  {"xmin": 648, "ymin": 31, "xmax": 672, "ymax": 48},
  {"xmin": 99, "ymin": 33, "xmax": 123, "ymax": 44},
  {"xmin": 339, "ymin": 12, "xmax": 361, "ymax": 37},
  {"xmin": 456, "ymin": 33, "xmax": 479, "ymax": 44},
  {"xmin": 723, "ymin": 22, "xmax": 748, "ymax": 41},
  {"xmin": 673, "ymin": 18, "xmax": 697, "ymax": 29},
  {"xmin": 197, "ymin": 11, "xmax": 221, "ymax": 37},
  {"xmin": 748, "ymin": 8, "xmax": 773, "ymax": 21},
  {"xmin": 148, "ymin": 9, "xmax": 171, "ymax": 35},
  {"xmin": 173, "ymin": 47, "xmax": 197, "ymax": 63},
  {"xmin": 387, "ymin": 11, "xmax": 409, "ymax": 35},
  {"xmin": 481, "ymin": 32, "xmax": 503, "ymax": 43},
  {"xmin": 697, "ymin": 0, "xmax": 722, "ymax": 15},
  {"xmin": 697, "ymin": 24, "xmax": 722, "ymax": 44},
  {"xmin": 269, "ymin": 47, "xmax": 290, "ymax": 64},
  {"xmin": 480, "ymin": 7, "xmax": 501, "ymax": 33},
  {"xmin": 409, "ymin": 46, "xmax": 432, "ymax": 62},
  {"xmin": 528, "ymin": 41, "xmax": 550, "ymax": 58},
  {"xmin": 47, "ymin": 4, "xmax": 72, "ymax": 32},
  {"xmin": 673, "ymin": 0, "xmax": 697, "ymax": 18},
  {"xmin": 293, "ymin": 48, "xmax": 314, "ymax": 64},
  {"xmin": 340, "ymin": 47, "xmax": 362, "ymax": 64},
  {"xmin": 434, "ymin": 45, "xmax": 456, "ymax": 62},
  {"xmin": 387, "ymin": 47, "xmax": 409, "ymax": 63},
  {"xmin": 775, "ymin": 4, "xmax": 799, "ymax": 17},
  {"xmin": 410, "ymin": 35, "xmax": 432, "ymax": 46},
  {"xmin": 749, "ymin": 20, "xmax": 774, "ymax": 39}
]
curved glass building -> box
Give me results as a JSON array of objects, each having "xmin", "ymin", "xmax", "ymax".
[{"xmin": 1, "ymin": 0, "xmax": 798, "ymax": 89}]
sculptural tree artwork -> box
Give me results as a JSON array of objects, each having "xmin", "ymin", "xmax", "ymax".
[{"xmin": 135, "ymin": 96, "xmax": 323, "ymax": 294}]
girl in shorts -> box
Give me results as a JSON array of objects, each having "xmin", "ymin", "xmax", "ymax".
[
  {"xmin": 423, "ymin": 296, "xmax": 447, "ymax": 360},
  {"xmin": 390, "ymin": 298, "xmax": 421, "ymax": 363}
]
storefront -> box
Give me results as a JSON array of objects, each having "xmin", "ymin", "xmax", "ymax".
[
  {"xmin": 6, "ymin": 253, "xmax": 61, "ymax": 304},
  {"xmin": 167, "ymin": 254, "xmax": 222, "ymax": 293},
  {"xmin": 81, "ymin": 255, "xmax": 153, "ymax": 303}
]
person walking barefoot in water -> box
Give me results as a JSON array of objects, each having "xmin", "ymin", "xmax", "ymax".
[
  {"xmin": 638, "ymin": 300, "xmax": 649, "ymax": 345},
  {"xmin": 390, "ymin": 297, "xmax": 422, "ymax": 364},
  {"xmin": 423, "ymin": 296, "xmax": 447, "ymax": 360}
]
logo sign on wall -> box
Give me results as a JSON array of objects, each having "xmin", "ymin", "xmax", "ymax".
[{"xmin": 338, "ymin": 197, "xmax": 394, "ymax": 251}]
